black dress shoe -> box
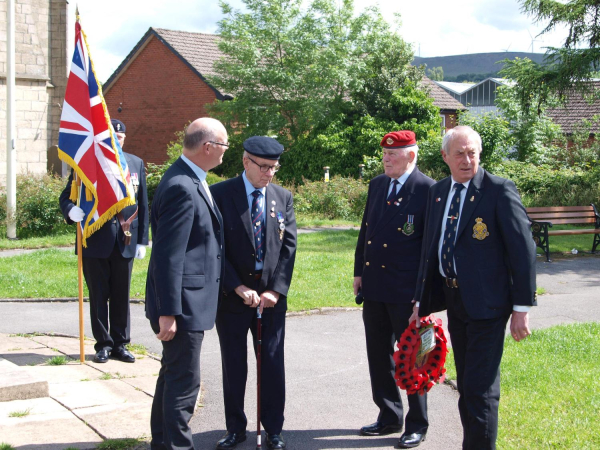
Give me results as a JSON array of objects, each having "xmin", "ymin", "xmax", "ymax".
[
  {"xmin": 360, "ymin": 421, "xmax": 403, "ymax": 436},
  {"xmin": 111, "ymin": 347, "xmax": 135, "ymax": 363},
  {"xmin": 266, "ymin": 434, "xmax": 286, "ymax": 449},
  {"xmin": 93, "ymin": 349, "xmax": 109, "ymax": 363},
  {"xmin": 216, "ymin": 431, "xmax": 246, "ymax": 449},
  {"xmin": 396, "ymin": 432, "xmax": 427, "ymax": 448}
]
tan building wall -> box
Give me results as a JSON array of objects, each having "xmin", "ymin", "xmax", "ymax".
[{"xmin": 0, "ymin": 0, "xmax": 68, "ymax": 186}]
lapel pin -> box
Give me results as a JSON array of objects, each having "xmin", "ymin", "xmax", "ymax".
[
  {"xmin": 272, "ymin": 200, "xmax": 276, "ymax": 206},
  {"xmin": 436, "ymin": 197, "xmax": 441, "ymax": 202},
  {"xmin": 470, "ymin": 196, "xmax": 474, "ymax": 202}
]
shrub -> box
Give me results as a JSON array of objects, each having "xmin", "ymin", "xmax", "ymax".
[
  {"xmin": 0, "ymin": 173, "xmax": 71, "ymax": 238},
  {"xmin": 495, "ymin": 161, "xmax": 600, "ymax": 207},
  {"xmin": 290, "ymin": 176, "xmax": 368, "ymax": 221}
]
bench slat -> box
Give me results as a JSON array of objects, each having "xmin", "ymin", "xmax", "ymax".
[
  {"xmin": 526, "ymin": 206, "xmax": 595, "ymax": 213},
  {"xmin": 535, "ymin": 218, "xmax": 597, "ymax": 225},
  {"xmin": 548, "ymin": 229, "xmax": 600, "ymax": 235},
  {"xmin": 528, "ymin": 212, "xmax": 597, "ymax": 220}
]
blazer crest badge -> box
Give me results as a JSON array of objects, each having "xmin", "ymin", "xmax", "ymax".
[{"xmin": 472, "ymin": 217, "xmax": 490, "ymax": 240}]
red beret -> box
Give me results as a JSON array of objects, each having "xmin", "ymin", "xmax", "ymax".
[{"xmin": 380, "ymin": 130, "xmax": 416, "ymax": 148}]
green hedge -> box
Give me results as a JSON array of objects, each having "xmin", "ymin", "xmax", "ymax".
[
  {"xmin": 290, "ymin": 176, "xmax": 368, "ymax": 221},
  {"xmin": 4, "ymin": 159, "xmax": 600, "ymax": 239},
  {"xmin": 495, "ymin": 161, "xmax": 600, "ymax": 207},
  {"xmin": 0, "ymin": 173, "xmax": 71, "ymax": 238}
]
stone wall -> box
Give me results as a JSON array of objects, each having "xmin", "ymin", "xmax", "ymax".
[{"xmin": 0, "ymin": 0, "xmax": 68, "ymax": 186}]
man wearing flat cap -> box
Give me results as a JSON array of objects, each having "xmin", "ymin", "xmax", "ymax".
[
  {"xmin": 211, "ymin": 136, "xmax": 297, "ymax": 450},
  {"xmin": 59, "ymin": 118, "xmax": 149, "ymax": 364},
  {"xmin": 354, "ymin": 130, "xmax": 434, "ymax": 448}
]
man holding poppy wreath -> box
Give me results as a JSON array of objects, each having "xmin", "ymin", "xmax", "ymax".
[
  {"xmin": 354, "ymin": 130, "xmax": 435, "ymax": 448},
  {"xmin": 412, "ymin": 125, "xmax": 536, "ymax": 450}
]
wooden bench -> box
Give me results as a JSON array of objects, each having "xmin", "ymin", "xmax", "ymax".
[{"xmin": 526, "ymin": 204, "xmax": 600, "ymax": 262}]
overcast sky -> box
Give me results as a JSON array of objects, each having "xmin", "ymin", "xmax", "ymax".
[{"xmin": 71, "ymin": 0, "xmax": 568, "ymax": 83}]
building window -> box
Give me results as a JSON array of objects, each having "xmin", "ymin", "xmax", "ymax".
[{"xmin": 440, "ymin": 115, "xmax": 446, "ymax": 135}]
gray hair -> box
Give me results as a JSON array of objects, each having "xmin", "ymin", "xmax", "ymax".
[
  {"xmin": 183, "ymin": 127, "xmax": 214, "ymax": 151},
  {"xmin": 441, "ymin": 126, "xmax": 482, "ymax": 153}
]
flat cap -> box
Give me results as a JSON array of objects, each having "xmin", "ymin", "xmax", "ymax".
[
  {"xmin": 111, "ymin": 119, "xmax": 126, "ymax": 133},
  {"xmin": 243, "ymin": 136, "xmax": 284, "ymax": 160},
  {"xmin": 381, "ymin": 130, "xmax": 416, "ymax": 149}
]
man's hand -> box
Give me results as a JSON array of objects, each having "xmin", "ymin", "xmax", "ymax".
[
  {"xmin": 235, "ymin": 285, "xmax": 260, "ymax": 308},
  {"xmin": 510, "ymin": 311, "xmax": 531, "ymax": 342},
  {"xmin": 259, "ymin": 290, "xmax": 280, "ymax": 314},
  {"xmin": 135, "ymin": 245, "xmax": 147, "ymax": 259},
  {"xmin": 408, "ymin": 300, "xmax": 420, "ymax": 327},
  {"xmin": 68, "ymin": 206, "xmax": 85, "ymax": 222},
  {"xmin": 353, "ymin": 276, "xmax": 362, "ymax": 296},
  {"xmin": 157, "ymin": 315, "xmax": 177, "ymax": 341}
]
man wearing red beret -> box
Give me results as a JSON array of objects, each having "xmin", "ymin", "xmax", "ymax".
[{"xmin": 354, "ymin": 130, "xmax": 435, "ymax": 448}]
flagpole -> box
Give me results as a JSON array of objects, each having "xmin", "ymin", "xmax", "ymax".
[{"xmin": 75, "ymin": 172, "xmax": 85, "ymax": 364}]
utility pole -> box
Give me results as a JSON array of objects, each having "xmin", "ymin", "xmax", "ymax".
[{"xmin": 6, "ymin": 0, "xmax": 17, "ymax": 239}]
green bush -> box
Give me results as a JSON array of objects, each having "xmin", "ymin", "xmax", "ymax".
[
  {"xmin": 290, "ymin": 176, "xmax": 368, "ymax": 221},
  {"xmin": 495, "ymin": 161, "xmax": 600, "ymax": 207},
  {"xmin": 0, "ymin": 173, "xmax": 71, "ymax": 238}
]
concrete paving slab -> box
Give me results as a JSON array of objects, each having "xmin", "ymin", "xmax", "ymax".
[
  {"xmin": 27, "ymin": 362, "xmax": 102, "ymax": 384},
  {"xmin": 79, "ymin": 353, "xmax": 161, "ymax": 379},
  {"xmin": 0, "ymin": 358, "xmax": 48, "ymax": 401},
  {"xmin": 50, "ymin": 379, "xmax": 152, "ymax": 410},
  {"xmin": 31, "ymin": 334, "xmax": 96, "ymax": 355},
  {"xmin": 0, "ymin": 334, "xmax": 47, "ymax": 352},
  {"xmin": 0, "ymin": 397, "xmax": 101, "ymax": 449},
  {"xmin": 73, "ymin": 401, "xmax": 152, "ymax": 441},
  {"xmin": 0, "ymin": 347, "xmax": 63, "ymax": 366},
  {"xmin": 122, "ymin": 375, "xmax": 159, "ymax": 397}
]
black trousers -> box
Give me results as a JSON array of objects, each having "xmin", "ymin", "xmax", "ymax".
[
  {"xmin": 216, "ymin": 306, "xmax": 286, "ymax": 435},
  {"xmin": 444, "ymin": 284, "xmax": 509, "ymax": 450},
  {"xmin": 82, "ymin": 244, "xmax": 133, "ymax": 352},
  {"xmin": 362, "ymin": 300, "xmax": 428, "ymax": 433},
  {"xmin": 150, "ymin": 329, "xmax": 204, "ymax": 450}
]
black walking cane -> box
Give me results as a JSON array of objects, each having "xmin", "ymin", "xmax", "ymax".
[{"xmin": 256, "ymin": 303, "xmax": 263, "ymax": 449}]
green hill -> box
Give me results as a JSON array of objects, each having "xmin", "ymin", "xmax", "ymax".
[{"xmin": 414, "ymin": 52, "xmax": 548, "ymax": 81}]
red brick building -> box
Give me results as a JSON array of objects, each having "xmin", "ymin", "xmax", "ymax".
[
  {"xmin": 103, "ymin": 28, "xmax": 231, "ymax": 165},
  {"xmin": 104, "ymin": 28, "xmax": 464, "ymax": 166}
]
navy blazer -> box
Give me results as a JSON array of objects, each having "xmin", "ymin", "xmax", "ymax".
[
  {"xmin": 415, "ymin": 168, "xmax": 537, "ymax": 320},
  {"xmin": 145, "ymin": 158, "xmax": 224, "ymax": 331},
  {"xmin": 210, "ymin": 175, "xmax": 297, "ymax": 313},
  {"xmin": 59, "ymin": 152, "xmax": 149, "ymax": 259},
  {"xmin": 354, "ymin": 168, "xmax": 435, "ymax": 303}
]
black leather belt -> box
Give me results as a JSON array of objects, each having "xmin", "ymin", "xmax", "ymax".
[{"xmin": 445, "ymin": 277, "xmax": 459, "ymax": 289}]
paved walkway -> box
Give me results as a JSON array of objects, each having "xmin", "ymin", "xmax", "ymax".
[{"xmin": 0, "ymin": 254, "xmax": 599, "ymax": 449}]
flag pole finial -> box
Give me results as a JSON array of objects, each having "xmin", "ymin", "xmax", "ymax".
[{"xmin": 76, "ymin": 4, "xmax": 80, "ymax": 23}]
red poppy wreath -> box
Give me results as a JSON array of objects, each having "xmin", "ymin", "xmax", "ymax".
[{"xmin": 393, "ymin": 315, "xmax": 448, "ymax": 396}]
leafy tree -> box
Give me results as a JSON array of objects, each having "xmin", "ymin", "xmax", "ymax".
[
  {"xmin": 426, "ymin": 66, "xmax": 444, "ymax": 81},
  {"xmin": 494, "ymin": 84, "xmax": 562, "ymax": 162},
  {"xmin": 502, "ymin": 0, "xmax": 600, "ymax": 109},
  {"xmin": 208, "ymin": 0, "xmax": 441, "ymax": 180}
]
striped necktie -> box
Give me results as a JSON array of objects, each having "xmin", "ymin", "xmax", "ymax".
[
  {"xmin": 386, "ymin": 179, "xmax": 399, "ymax": 206},
  {"xmin": 251, "ymin": 190, "xmax": 265, "ymax": 262},
  {"xmin": 442, "ymin": 183, "xmax": 464, "ymax": 277}
]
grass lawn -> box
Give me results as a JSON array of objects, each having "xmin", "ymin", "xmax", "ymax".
[
  {"xmin": 0, "ymin": 232, "xmax": 74, "ymax": 250},
  {"xmin": 0, "ymin": 230, "xmax": 358, "ymax": 305},
  {"xmin": 440, "ymin": 323, "xmax": 600, "ymax": 448}
]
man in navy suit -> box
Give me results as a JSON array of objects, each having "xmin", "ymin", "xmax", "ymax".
[
  {"xmin": 354, "ymin": 130, "xmax": 434, "ymax": 449},
  {"xmin": 412, "ymin": 125, "xmax": 536, "ymax": 450},
  {"xmin": 146, "ymin": 117, "xmax": 227, "ymax": 450},
  {"xmin": 59, "ymin": 118, "xmax": 149, "ymax": 365},
  {"xmin": 210, "ymin": 136, "xmax": 297, "ymax": 450}
]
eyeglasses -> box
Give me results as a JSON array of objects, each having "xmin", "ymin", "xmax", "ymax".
[
  {"xmin": 207, "ymin": 141, "xmax": 230, "ymax": 148},
  {"xmin": 247, "ymin": 156, "xmax": 281, "ymax": 173}
]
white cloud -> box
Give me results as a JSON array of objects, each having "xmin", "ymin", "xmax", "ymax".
[{"xmin": 69, "ymin": 0, "xmax": 570, "ymax": 82}]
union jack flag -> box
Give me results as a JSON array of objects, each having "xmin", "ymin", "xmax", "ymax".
[{"xmin": 58, "ymin": 19, "xmax": 135, "ymax": 247}]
